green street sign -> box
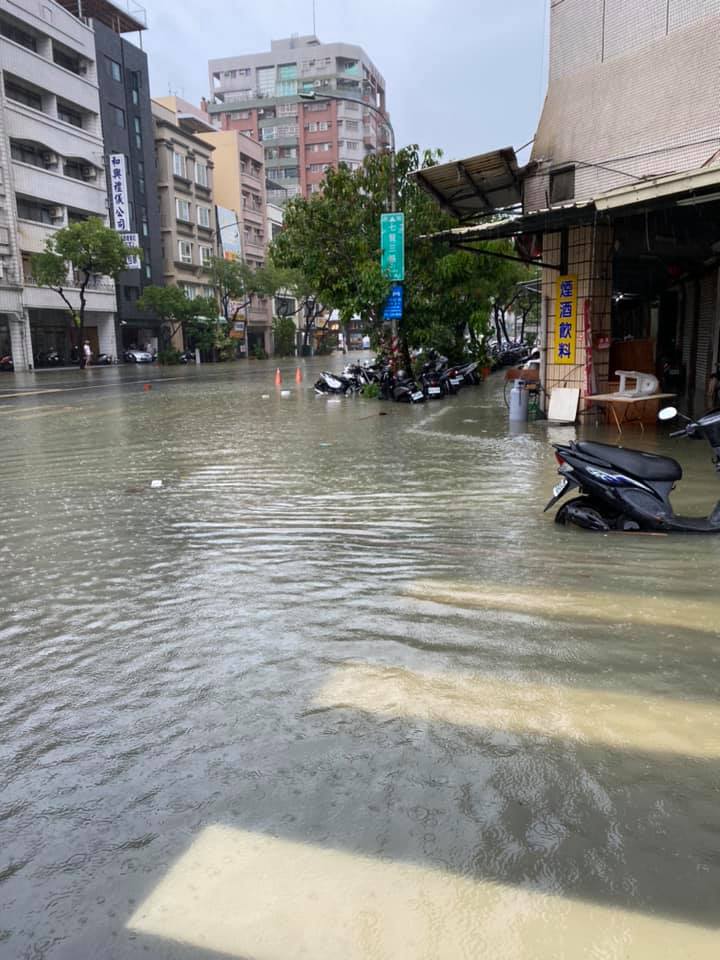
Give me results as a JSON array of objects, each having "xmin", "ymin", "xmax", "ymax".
[{"xmin": 381, "ymin": 212, "xmax": 405, "ymax": 281}]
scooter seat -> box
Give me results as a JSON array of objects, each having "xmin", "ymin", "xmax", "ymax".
[{"xmin": 576, "ymin": 441, "xmax": 682, "ymax": 481}]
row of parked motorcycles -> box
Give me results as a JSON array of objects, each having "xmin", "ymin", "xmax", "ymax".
[
  {"xmin": 314, "ymin": 350, "xmax": 482, "ymax": 403},
  {"xmin": 489, "ymin": 339, "xmax": 532, "ymax": 369}
]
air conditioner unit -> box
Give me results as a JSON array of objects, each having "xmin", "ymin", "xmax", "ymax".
[
  {"xmin": 50, "ymin": 206, "xmax": 64, "ymax": 221},
  {"xmin": 78, "ymin": 63, "xmax": 87, "ymax": 75},
  {"xmin": 42, "ymin": 152, "xmax": 59, "ymax": 167},
  {"xmin": 0, "ymin": 261, "xmax": 4, "ymax": 280},
  {"xmin": 81, "ymin": 165, "xmax": 95, "ymax": 180}
]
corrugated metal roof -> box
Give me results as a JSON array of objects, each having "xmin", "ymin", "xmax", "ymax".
[
  {"xmin": 412, "ymin": 148, "xmax": 529, "ymax": 221},
  {"xmin": 421, "ymin": 200, "xmax": 596, "ymax": 243}
]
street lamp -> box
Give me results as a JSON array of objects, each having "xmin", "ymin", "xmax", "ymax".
[{"xmin": 298, "ymin": 90, "xmax": 397, "ymax": 210}]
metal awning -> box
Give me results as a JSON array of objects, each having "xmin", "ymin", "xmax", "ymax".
[
  {"xmin": 423, "ymin": 200, "xmax": 597, "ymax": 244},
  {"xmin": 412, "ymin": 148, "xmax": 530, "ymax": 221}
]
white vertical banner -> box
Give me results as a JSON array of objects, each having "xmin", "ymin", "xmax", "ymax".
[
  {"xmin": 120, "ymin": 232, "xmax": 141, "ymax": 270},
  {"xmin": 109, "ymin": 154, "xmax": 131, "ymax": 232}
]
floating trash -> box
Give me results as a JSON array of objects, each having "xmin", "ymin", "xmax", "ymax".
[{"xmin": 150, "ymin": 479, "xmax": 163, "ymax": 489}]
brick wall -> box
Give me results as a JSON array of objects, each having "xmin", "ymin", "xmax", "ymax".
[{"xmin": 527, "ymin": 0, "xmax": 720, "ymax": 209}]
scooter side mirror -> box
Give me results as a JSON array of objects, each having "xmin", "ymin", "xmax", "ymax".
[{"xmin": 658, "ymin": 406, "xmax": 678, "ymax": 422}]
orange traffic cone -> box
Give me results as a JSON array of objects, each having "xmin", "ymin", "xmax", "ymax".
[
  {"xmin": 274, "ymin": 367, "xmax": 282, "ymax": 385},
  {"xmin": 295, "ymin": 366, "xmax": 303, "ymax": 383}
]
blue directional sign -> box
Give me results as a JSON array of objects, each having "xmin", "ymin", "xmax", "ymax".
[{"xmin": 383, "ymin": 283, "xmax": 403, "ymax": 320}]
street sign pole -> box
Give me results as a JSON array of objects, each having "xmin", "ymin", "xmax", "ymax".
[{"xmin": 381, "ymin": 213, "xmax": 405, "ymax": 345}]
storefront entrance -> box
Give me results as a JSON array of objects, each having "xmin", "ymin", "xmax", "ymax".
[{"xmin": 0, "ymin": 316, "xmax": 12, "ymax": 370}]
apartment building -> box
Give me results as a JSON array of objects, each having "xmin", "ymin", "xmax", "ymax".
[
  {"xmin": 207, "ymin": 35, "xmax": 389, "ymax": 202},
  {"xmin": 191, "ymin": 123, "xmax": 272, "ymax": 354},
  {"xmin": 0, "ymin": 0, "xmax": 117, "ymax": 370},
  {"xmin": 89, "ymin": 9, "xmax": 163, "ymax": 354},
  {"xmin": 151, "ymin": 97, "xmax": 215, "ymax": 316}
]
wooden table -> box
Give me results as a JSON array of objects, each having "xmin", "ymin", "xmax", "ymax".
[{"xmin": 586, "ymin": 392, "xmax": 676, "ymax": 434}]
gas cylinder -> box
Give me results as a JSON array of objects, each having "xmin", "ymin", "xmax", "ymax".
[{"xmin": 509, "ymin": 379, "xmax": 529, "ymax": 422}]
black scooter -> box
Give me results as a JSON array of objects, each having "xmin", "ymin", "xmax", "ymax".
[{"xmin": 546, "ymin": 405, "xmax": 720, "ymax": 533}]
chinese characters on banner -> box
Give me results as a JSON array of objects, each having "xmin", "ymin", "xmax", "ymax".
[
  {"xmin": 555, "ymin": 274, "xmax": 578, "ymax": 365},
  {"xmin": 109, "ymin": 154, "xmax": 130, "ymax": 232}
]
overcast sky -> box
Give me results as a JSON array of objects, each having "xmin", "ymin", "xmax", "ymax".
[{"xmin": 143, "ymin": 0, "xmax": 549, "ymax": 162}]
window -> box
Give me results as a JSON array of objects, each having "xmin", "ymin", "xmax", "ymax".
[
  {"xmin": 277, "ymin": 124, "xmax": 298, "ymax": 137},
  {"xmin": 550, "ymin": 166, "xmax": 575, "ymax": 204},
  {"xmin": 137, "ymin": 160, "xmax": 145, "ymax": 195},
  {"xmin": 173, "ymin": 152, "xmax": 187, "ymax": 178},
  {"xmin": 106, "ymin": 57, "xmax": 122, "ymax": 82},
  {"xmin": 10, "ymin": 141, "xmax": 43, "ymax": 167},
  {"xmin": 199, "ymin": 245, "xmax": 213, "ymax": 267},
  {"xmin": 304, "ymin": 101, "xmax": 328, "ymax": 113},
  {"xmin": 342, "ymin": 140, "xmax": 360, "ymax": 152},
  {"xmin": 307, "ymin": 142, "xmax": 331, "ymax": 153},
  {"xmin": 178, "ymin": 240, "xmax": 192, "ymax": 264},
  {"xmin": 1, "ymin": 18, "xmax": 37, "ymax": 51},
  {"xmin": 309, "ymin": 163, "xmax": 330, "ymax": 173},
  {"xmin": 144, "ymin": 262, "xmax": 152, "ymax": 280},
  {"xmin": 16, "ymin": 197, "xmax": 55, "ymax": 224},
  {"xmin": 111, "ymin": 105, "xmax": 125, "ymax": 128},
  {"xmin": 141, "ymin": 207, "xmax": 149, "ymax": 237},
  {"xmin": 180, "ymin": 283, "xmax": 196, "ymax": 299},
  {"xmin": 123, "ymin": 285, "xmax": 139, "ymax": 301},
  {"xmin": 343, "ymin": 119, "xmax": 359, "ymax": 131},
  {"xmin": 317, "ymin": 121, "xmax": 330, "ymax": 131},
  {"xmin": 64, "ymin": 159, "xmax": 93, "ymax": 181},
  {"xmin": 4, "ymin": 78, "xmax": 42, "ymax": 111},
  {"xmin": 307, "ymin": 122, "xmax": 317, "ymax": 133},
  {"xmin": 58, "ymin": 102, "xmax": 83, "ymax": 128},
  {"xmin": 231, "ymin": 110, "xmax": 251, "ymax": 120},
  {"xmin": 195, "ymin": 162, "xmax": 209, "ymax": 188},
  {"xmin": 277, "ymin": 103, "xmax": 297, "ymax": 117},
  {"xmin": 257, "ymin": 66, "xmax": 275, "ymax": 97},
  {"xmin": 133, "ymin": 116, "xmax": 142, "ymax": 150},
  {"xmin": 54, "ymin": 47, "xmax": 81, "ymax": 74},
  {"xmin": 238, "ymin": 67, "xmax": 251, "ymax": 76},
  {"xmin": 130, "ymin": 71, "xmax": 141, "ymax": 106},
  {"xmin": 176, "ymin": 198, "xmax": 191, "ymax": 222},
  {"xmin": 197, "ymin": 205, "xmax": 211, "ymax": 228}
]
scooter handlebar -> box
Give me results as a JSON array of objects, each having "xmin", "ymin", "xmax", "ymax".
[{"xmin": 669, "ymin": 428, "xmax": 688, "ymax": 437}]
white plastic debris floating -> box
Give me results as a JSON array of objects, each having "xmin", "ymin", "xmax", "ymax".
[
  {"xmin": 261, "ymin": 394, "xmax": 270, "ymax": 399},
  {"xmin": 280, "ymin": 390, "xmax": 291, "ymax": 398},
  {"xmin": 150, "ymin": 479, "xmax": 163, "ymax": 489}
]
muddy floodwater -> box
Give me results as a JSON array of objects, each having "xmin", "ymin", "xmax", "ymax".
[{"xmin": 1, "ymin": 359, "xmax": 719, "ymax": 959}]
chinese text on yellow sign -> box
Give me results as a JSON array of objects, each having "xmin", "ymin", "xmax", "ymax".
[{"xmin": 555, "ymin": 274, "xmax": 577, "ymax": 365}]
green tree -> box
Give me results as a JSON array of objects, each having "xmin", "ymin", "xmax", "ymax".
[
  {"xmin": 209, "ymin": 257, "xmax": 255, "ymax": 324},
  {"xmin": 30, "ymin": 217, "xmax": 137, "ymax": 368},
  {"xmin": 271, "ymin": 146, "xmax": 537, "ymax": 366},
  {"xmin": 272, "ymin": 316, "xmax": 297, "ymax": 357},
  {"xmin": 137, "ymin": 286, "xmax": 218, "ymax": 355}
]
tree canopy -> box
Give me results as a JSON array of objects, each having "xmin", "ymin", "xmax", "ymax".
[
  {"xmin": 271, "ymin": 146, "xmax": 538, "ymax": 363},
  {"xmin": 31, "ymin": 218, "xmax": 137, "ymax": 366}
]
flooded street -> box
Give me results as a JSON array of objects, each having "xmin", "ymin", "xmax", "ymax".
[{"xmin": 1, "ymin": 358, "xmax": 720, "ymax": 959}]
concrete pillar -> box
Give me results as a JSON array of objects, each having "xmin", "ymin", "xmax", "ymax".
[
  {"xmin": 10, "ymin": 312, "xmax": 33, "ymax": 371},
  {"xmin": 95, "ymin": 313, "xmax": 117, "ymax": 358}
]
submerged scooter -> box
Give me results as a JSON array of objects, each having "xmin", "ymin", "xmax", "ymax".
[{"xmin": 546, "ymin": 405, "xmax": 720, "ymax": 532}]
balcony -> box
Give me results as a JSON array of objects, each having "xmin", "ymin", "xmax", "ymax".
[
  {"xmin": 0, "ymin": 39, "xmax": 99, "ymax": 113},
  {"xmin": 5, "ymin": 101, "xmax": 103, "ymax": 162},
  {"xmin": 23, "ymin": 276, "xmax": 116, "ymax": 313},
  {"xmin": 12, "ymin": 161, "xmax": 106, "ymax": 216}
]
